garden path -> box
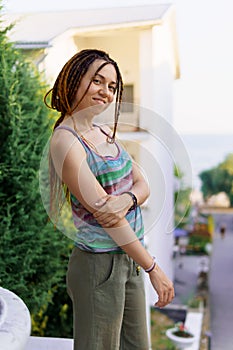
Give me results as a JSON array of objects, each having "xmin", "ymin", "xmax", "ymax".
[{"xmin": 209, "ymin": 213, "xmax": 233, "ymax": 350}]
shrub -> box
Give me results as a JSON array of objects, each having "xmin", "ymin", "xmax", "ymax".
[{"xmin": 0, "ymin": 8, "xmax": 73, "ymax": 337}]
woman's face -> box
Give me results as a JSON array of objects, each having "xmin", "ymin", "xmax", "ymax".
[{"xmin": 72, "ymin": 59, "xmax": 117, "ymax": 114}]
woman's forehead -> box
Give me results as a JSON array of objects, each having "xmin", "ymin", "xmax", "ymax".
[{"xmin": 89, "ymin": 59, "xmax": 117, "ymax": 78}]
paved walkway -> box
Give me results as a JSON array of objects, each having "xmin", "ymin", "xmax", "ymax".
[
  {"xmin": 173, "ymin": 254, "xmax": 205, "ymax": 306},
  {"xmin": 172, "ymin": 212, "xmax": 233, "ymax": 350},
  {"xmin": 209, "ymin": 213, "xmax": 233, "ymax": 350}
]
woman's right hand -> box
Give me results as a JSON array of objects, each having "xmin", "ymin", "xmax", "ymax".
[
  {"xmin": 93, "ymin": 193, "xmax": 133, "ymax": 227},
  {"xmin": 148, "ymin": 264, "xmax": 175, "ymax": 307}
]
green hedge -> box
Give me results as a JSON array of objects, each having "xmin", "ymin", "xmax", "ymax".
[{"xmin": 0, "ymin": 9, "xmax": 73, "ymax": 337}]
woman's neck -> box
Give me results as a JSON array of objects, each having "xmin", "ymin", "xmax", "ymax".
[{"xmin": 64, "ymin": 114, "xmax": 95, "ymax": 133}]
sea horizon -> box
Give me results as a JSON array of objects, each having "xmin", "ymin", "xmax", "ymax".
[{"xmin": 178, "ymin": 133, "xmax": 233, "ymax": 190}]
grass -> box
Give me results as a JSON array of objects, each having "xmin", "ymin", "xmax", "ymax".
[{"xmin": 150, "ymin": 308, "xmax": 176, "ymax": 350}]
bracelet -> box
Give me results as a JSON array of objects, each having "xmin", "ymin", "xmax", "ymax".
[
  {"xmin": 122, "ymin": 191, "xmax": 138, "ymax": 232},
  {"xmin": 145, "ymin": 256, "xmax": 156, "ymax": 273},
  {"xmin": 123, "ymin": 191, "xmax": 137, "ymax": 211}
]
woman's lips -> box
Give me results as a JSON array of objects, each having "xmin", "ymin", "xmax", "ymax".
[{"xmin": 93, "ymin": 98, "xmax": 106, "ymax": 104}]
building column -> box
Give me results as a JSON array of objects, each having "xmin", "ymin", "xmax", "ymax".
[{"xmin": 139, "ymin": 26, "xmax": 175, "ymax": 311}]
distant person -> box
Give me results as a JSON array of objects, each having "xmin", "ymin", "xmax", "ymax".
[
  {"xmin": 220, "ymin": 223, "xmax": 226, "ymax": 239},
  {"xmin": 44, "ymin": 49, "xmax": 174, "ymax": 349}
]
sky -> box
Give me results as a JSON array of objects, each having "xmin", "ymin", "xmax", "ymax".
[{"xmin": 3, "ymin": 0, "xmax": 233, "ymax": 135}]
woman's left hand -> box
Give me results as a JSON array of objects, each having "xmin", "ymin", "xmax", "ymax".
[
  {"xmin": 148, "ymin": 264, "xmax": 175, "ymax": 307},
  {"xmin": 93, "ymin": 193, "xmax": 133, "ymax": 227}
]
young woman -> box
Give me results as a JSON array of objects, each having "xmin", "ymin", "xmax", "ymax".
[{"xmin": 45, "ymin": 49, "xmax": 174, "ymax": 350}]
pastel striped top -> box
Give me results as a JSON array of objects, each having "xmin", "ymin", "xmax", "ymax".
[{"xmin": 55, "ymin": 125, "xmax": 144, "ymax": 253}]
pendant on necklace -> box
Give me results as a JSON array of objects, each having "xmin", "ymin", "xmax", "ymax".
[{"xmin": 106, "ymin": 135, "xmax": 114, "ymax": 144}]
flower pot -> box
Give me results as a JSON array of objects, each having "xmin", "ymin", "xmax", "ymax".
[{"xmin": 166, "ymin": 327, "xmax": 195, "ymax": 349}]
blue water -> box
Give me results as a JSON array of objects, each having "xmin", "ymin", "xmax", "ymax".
[{"xmin": 179, "ymin": 134, "xmax": 233, "ymax": 189}]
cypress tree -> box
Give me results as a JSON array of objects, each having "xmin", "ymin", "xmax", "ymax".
[{"xmin": 0, "ymin": 7, "xmax": 72, "ymax": 336}]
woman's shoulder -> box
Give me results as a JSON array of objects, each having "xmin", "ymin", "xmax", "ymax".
[
  {"xmin": 51, "ymin": 124, "xmax": 85, "ymax": 157},
  {"xmin": 51, "ymin": 125, "xmax": 75, "ymax": 144},
  {"xmin": 53, "ymin": 121, "xmax": 77, "ymax": 136}
]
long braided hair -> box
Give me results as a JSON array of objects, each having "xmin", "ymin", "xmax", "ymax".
[{"xmin": 44, "ymin": 49, "xmax": 124, "ymax": 220}]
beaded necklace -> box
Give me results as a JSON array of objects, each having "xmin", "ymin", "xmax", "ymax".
[{"xmin": 71, "ymin": 115, "xmax": 117, "ymax": 158}]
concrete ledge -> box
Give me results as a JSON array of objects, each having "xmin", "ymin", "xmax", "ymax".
[
  {"xmin": 25, "ymin": 336, "xmax": 73, "ymax": 350},
  {"xmin": 184, "ymin": 311, "xmax": 203, "ymax": 350}
]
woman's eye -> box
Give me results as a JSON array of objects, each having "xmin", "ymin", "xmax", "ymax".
[
  {"xmin": 109, "ymin": 86, "xmax": 116, "ymax": 93},
  {"xmin": 93, "ymin": 78, "xmax": 101, "ymax": 84}
]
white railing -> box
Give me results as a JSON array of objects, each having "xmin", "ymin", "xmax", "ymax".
[
  {"xmin": 25, "ymin": 336, "xmax": 73, "ymax": 350},
  {"xmin": 0, "ymin": 287, "xmax": 31, "ymax": 350},
  {"xmin": 184, "ymin": 311, "xmax": 203, "ymax": 350}
]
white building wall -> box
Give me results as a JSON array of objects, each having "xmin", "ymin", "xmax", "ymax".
[
  {"xmin": 43, "ymin": 31, "xmax": 78, "ymax": 84},
  {"xmin": 139, "ymin": 24, "xmax": 175, "ymax": 307}
]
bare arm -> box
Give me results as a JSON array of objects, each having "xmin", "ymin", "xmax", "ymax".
[
  {"xmin": 130, "ymin": 161, "xmax": 150, "ymax": 205},
  {"xmin": 93, "ymin": 161, "xmax": 150, "ymax": 227}
]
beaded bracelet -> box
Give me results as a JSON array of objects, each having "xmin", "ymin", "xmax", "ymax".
[
  {"xmin": 145, "ymin": 256, "xmax": 156, "ymax": 273},
  {"xmin": 123, "ymin": 191, "xmax": 137, "ymax": 211}
]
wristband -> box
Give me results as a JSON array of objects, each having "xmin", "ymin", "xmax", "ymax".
[
  {"xmin": 123, "ymin": 191, "xmax": 137, "ymax": 211},
  {"xmin": 145, "ymin": 256, "xmax": 156, "ymax": 273}
]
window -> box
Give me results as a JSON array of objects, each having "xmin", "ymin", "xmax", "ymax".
[{"xmin": 121, "ymin": 84, "xmax": 134, "ymax": 113}]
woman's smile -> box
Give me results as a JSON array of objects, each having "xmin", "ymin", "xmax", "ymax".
[{"xmin": 92, "ymin": 97, "xmax": 106, "ymax": 105}]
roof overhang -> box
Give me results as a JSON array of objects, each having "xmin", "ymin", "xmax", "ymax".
[
  {"xmin": 14, "ymin": 42, "xmax": 51, "ymax": 49},
  {"xmin": 4, "ymin": 4, "xmax": 171, "ymax": 42},
  {"xmin": 3, "ymin": 4, "xmax": 180, "ymax": 78}
]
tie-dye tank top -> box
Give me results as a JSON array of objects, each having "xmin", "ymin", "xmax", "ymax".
[{"xmin": 55, "ymin": 125, "xmax": 144, "ymax": 252}]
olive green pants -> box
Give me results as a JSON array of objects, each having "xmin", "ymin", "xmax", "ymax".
[{"xmin": 67, "ymin": 247, "xmax": 149, "ymax": 350}]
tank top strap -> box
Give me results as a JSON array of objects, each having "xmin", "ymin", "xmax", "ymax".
[{"xmin": 54, "ymin": 125, "xmax": 87, "ymax": 149}]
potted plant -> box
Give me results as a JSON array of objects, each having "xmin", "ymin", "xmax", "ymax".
[{"xmin": 166, "ymin": 322, "xmax": 195, "ymax": 349}]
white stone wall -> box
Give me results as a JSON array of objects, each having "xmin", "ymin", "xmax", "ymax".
[
  {"xmin": 139, "ymin": 22, "xmax": 175, "ymax": 281},
  {"xmin": 43, "ymin": 30, "xmax": 78, "ymax": 84}
]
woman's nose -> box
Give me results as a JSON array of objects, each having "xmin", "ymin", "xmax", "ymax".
[{"xmin": 99, "ymin": 84, "xmax": 110, "ymax": 96}]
